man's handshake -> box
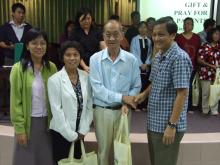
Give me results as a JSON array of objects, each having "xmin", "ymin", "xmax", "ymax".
[{"xmin": 122, "ymin": 93, "xmax": 147, "ymax": 109}]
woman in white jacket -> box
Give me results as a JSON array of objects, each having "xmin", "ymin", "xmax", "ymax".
[
  {"xmin": 48, "ymin": 41, "xmax": 93, "ymax": 163},
  {"xmin": 130, "ymin": 21, "xmax": 152, "ymax": 111}
]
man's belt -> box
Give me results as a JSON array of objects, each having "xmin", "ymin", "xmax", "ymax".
[{"xmin": 93, "ymin": 104, "xmax": 122, "ymax": 110}]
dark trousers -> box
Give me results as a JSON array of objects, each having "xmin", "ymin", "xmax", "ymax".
[
  {"xmin": 147, "ymin": 130, "xmax": 184, "ymax": 165},
  {"xmin": 50, "ymin": 118, "xmax": 82, "ymax": 164},
  {"xmin": 50, "ymin": 130, "xmax": 82, "ymax": 164},
  {"xmin": 138, "ymin": 71, "xmax": 151, "ymax": 110},
  {"xmin": 188, "ymin": 70, "xmax": 196, "ymax": 111}
]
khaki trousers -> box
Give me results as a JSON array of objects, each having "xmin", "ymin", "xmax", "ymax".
[
  {"xmin": 200, "ymin": 80, "xmax": 218, "ymax": 114},
  {"xmin": 93, "ymin": 106, "xmax": 131, "ymax": 165}
]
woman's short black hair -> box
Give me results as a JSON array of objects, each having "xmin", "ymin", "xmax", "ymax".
[
  {"xmin": 109, "ymin": 15, "xmax": 120, "ymax": 21},
  {"xmin": 206, "ymin": 28, "xmax": 219, "ymax": 43},
  {"xmin": 146, "ymin": 17, "xmax": 156, "ymax": 25},
  {"xmin": 184, "ymin": 17, "xmax": 194, "ymax": 26},
  {"xmin": 154, "ymin": 17, "xmax": 178, "ymax": 34},
  {"xmin": 131, "ymin": 11, "xmax": 140, "ymax": 18},
  {"xmin": 203, "ymin": 18, "xmax": 216, "ymax": 30},
  {"xmin": 74, "ymin": 7, "xmax": 92, "ymax": 28},
  {"xmin": 21, "ymin": 28, "xmax": 50, "ymax": 71},
  {"xmin": 59, "ymin": 41, "xmax": 84, "ymax": 61},
  {"xmin": 138, "ymin": 21, "xmax": 147, "ymax": 29},
  {"xmin": 12, "ymin": 3, "xmax": 26, "ymax": 13}
]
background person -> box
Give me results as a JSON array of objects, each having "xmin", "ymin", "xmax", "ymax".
[
  {"xmin": 125, "ymin": 11, "xmax": 140, "ymax": 44},
  {"xmin": 0, "ymin": 2, "xmax": 32, "ymax": 65},
  {"xmin": 59, "ymin": 20, "xmax": 74, "ymax": 44},
  {"xmin": 176, "ymin": 17, "xmax": 201, "ymax": 113},
  {"xmin": 198, "ymin": 18, "xmax": 216, "ymax": 44},
  {"xmin": 197, "ymin": 28, "xmax": 220, "ymax": 115},
  {"xmin": 69, "ymin": 7, "xmax": 106, "ymax": 73},
  {"xmin": 130, "ymin": 21, "xmax": 152, "ymax": 111}
]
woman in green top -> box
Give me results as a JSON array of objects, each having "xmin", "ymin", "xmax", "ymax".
[{"xmin": 10, "ymin": 28, "xmax": 57, "ymax": 165}]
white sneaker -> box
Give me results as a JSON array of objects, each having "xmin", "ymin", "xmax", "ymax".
[{"xmin": 211, "ymin": 111, "xmax": 219, "ymax": 116}]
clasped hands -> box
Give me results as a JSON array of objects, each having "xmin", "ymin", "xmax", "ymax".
[
  {"xmin": 122, "ymin": 92, "xmax": 147, "ymax": 108},
  {"xmin": 121, "ymin": 93, "xmax": 147, "ymax": 115}
]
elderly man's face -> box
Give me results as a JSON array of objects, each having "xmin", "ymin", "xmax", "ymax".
[{"xmin": 104, "ymin": 22, "xmax": 123, "ymax": 49}]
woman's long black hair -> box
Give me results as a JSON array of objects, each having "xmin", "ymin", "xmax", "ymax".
[
  {"xmin": 74, "ymin": 7, "xmax": 93, "ymax": 29},
  {"xmin": 21, "ymin": 28, "xmax": 50, "ymax": 72}
]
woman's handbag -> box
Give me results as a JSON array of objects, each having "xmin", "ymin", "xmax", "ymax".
[
  {"xmin": 58, "ymin": 140, "xmax": 98, "ymax": 165},
  {"xmin": 114, "ymin": 114, "xmax": 132, "ymax": 165},
  {"xmin": 192, "ymin": 73, "xmax": 200, "ymax": 106},
  {"xmin": 209, "ymin": 68, "xmax": 220, "ymax": 107}
]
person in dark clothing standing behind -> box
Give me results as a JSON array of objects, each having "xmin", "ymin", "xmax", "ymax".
[
  {"xmin": 69, "ymin": 7, "xmax": 106, "ymax": 73},
  {"xmin": 125, "ymin": 11, "xmax": 140, "ymax": 44},
  {"xmin": 0, "ymin": 3, "xmax": 32, "ymax": 65},
  {"xmin": 198, "ymin": 18, "xmax": 216, "ymax": 44},
  {"xmin": 59, "ymin": 20, "xmax": 74, "ymax": 44}
]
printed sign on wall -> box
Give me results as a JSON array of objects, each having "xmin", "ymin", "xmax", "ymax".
[{"xmin": 139, "ymin": 0, "xmax": 212, "ymax": 33}]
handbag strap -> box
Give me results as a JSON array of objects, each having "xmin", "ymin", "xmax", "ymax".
[
  {"xmin": 214, "ymin": 68, "xmax": 220, "ymax": 84},
  {"xmin": 115, "ymin": 114, "xmax": 125, "ymax": 141},
  {"xmin": 122, "ymin": 115, "xmax": 130, "ymax": 143},
  {"xmin": 192, "ymin": 73, "xmax": 197, "ymax": 84},
  {"xmin": 68, "ymin": 140, "xmax": 86, "ymax": 160},
  {"xmin": 68, "ymin": 142, "xmax": 75, "ymax": 161},
  {"xmin": 80, "ymin": 140, "xmax": 86, "ymax": 158},
  {"xmin": 115, "ymin": 114, "xmax": 129, "ymax": 142}
]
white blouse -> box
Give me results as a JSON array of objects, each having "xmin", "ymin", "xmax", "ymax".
[{"xmin": 31, "ymin": 70, "xmax": 47, "ymax": 117}]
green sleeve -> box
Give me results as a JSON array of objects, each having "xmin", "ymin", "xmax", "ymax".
[
  {"xmin": 50, "ymin": 62, "xmax": 58, "ymax": 74},
  {"xmin": 10, "ymin": 63, "xmax": 25, "ymax": 134}
]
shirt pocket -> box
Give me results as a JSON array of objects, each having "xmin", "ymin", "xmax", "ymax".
[
  {"xmin": 156, "ymin": 69, "xmax": 172, "ymax": 88},
  {"xmin": 117, "ymin": 73, "xmax": 130, "ymax": 94}
]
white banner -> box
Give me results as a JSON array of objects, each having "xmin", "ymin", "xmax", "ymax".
[{"xmin": 139, "ymin": 0, "xmax": 212, "ymax": 33}]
